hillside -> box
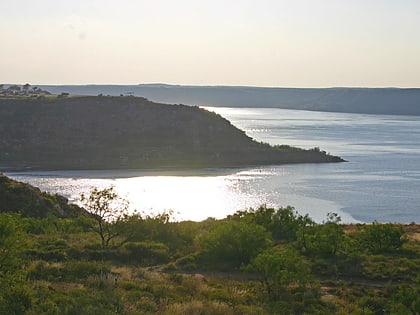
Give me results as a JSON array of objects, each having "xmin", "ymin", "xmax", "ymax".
[
  {"xmin": 39, "ymin": 84, "xmax": 420, "ymax": 116},
  {"xmin": 0, "ymin": 174, "xmax": 418, "ymax": 314},
  {"xmin": 0, "ymin": 172, "xmax": 81, "ymax": 217},
  {"xmin": 0, "ymin": 95, "xmax": 343, "ymax": 171}
]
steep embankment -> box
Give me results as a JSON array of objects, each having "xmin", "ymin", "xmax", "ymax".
[{"xmin": 0, "ymin": 96, "xmax": 343, "ymax": 170}]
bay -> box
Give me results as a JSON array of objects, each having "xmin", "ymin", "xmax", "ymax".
[{"xmin": 6, "ymin": 108, "xmax": 420, "ymax": 223}]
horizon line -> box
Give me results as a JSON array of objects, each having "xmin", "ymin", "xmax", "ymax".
[{"xmin": 2, "ymin": 82, "xmax": 420, "ymax": 89}]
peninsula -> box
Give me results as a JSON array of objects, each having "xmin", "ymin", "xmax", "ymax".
[{"xmin": 0, "ymin": 95, "xmax": 343, "ymax": 171}]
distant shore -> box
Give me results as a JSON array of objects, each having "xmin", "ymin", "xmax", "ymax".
[{"xmin": 34, "ymin": 84, "xmax": 420, "ymax": 116}]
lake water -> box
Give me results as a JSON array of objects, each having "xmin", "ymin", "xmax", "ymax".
[{"xmin": 6, "ymin": 108, "xmax": 420, "ymax": 223}]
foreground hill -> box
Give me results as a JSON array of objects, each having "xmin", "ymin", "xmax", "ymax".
[
  {"xmin": 39, "ymin": 84, "xmax": 420, "ymax": 116},
  {"xmin": 0, "ymin": 174, "xmax": 418, "ymax": 314},
  {"xmin": 0, "ymin": 172, "xmax": 81, "ymax": 217},
  {"xmin": 0, "ymin": 96, "xmax": 342, "ymax": 171}
]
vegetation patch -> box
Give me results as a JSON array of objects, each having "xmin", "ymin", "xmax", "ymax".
[{"xmin": 0, "ymin": 176, "xmax": 419, "ymax": 314}]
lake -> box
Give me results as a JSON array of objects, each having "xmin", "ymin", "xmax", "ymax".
[{"xmin": 6, "ymin": 107, "xmax": 420, "ymax": 223}]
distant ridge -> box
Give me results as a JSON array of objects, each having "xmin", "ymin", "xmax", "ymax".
[{"xmin": 37, "ymin": 84, "xmax": 420, "ymax": 116}]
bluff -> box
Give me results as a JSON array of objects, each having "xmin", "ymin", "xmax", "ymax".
[{"xmin": 0, "ymin": 96, "xmax": 343, "ymax": 171}]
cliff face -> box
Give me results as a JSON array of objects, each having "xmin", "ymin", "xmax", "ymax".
[{"xmin": 0, "ymin": 96, "xmax": 343, "ymax": 170}]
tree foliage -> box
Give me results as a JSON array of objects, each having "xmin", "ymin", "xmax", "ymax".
[
  {"xmin": 0, "ymin": 274, "xmax": 32, "ymax": 315},
  {"xmin": 297, "ymin": 212, "xmax": 344, "ymax": 257},
  {"xmin": 118, "ymin": 211, "xmax": 198, "ymax": 255},
  {"xmin": 1, "ymin": 172, "xmax": 419, "ymax": 314},
  {"xmin": 229, "ymin": 205, "xmax": 313, "ymax": 242},
  {"xmin": 392, "ymin": 284, "xmax": 420, "ymax": 315},
  {"xmin": 246, "ymin": 247, "xmax": 312, "ymax": 301},
  {"xmin": 355, "ymin": 222, "xmax": 408, "ymax": 253},
  {"xmin": 80, "ymin": 186, "xmax": 129, "ymax": 249},
  {"xmin": 199, "ymin": 220, "xmax": 271, "ymax": 269}
]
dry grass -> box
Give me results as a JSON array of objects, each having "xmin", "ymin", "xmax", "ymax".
[
  {"xmin": 161, "ymin": 300, "xmax": 232, "ymax": 315},
  {"xmin": 404, "ymin": 224, "xmax": 420, "ymax": 241},
  {"xmin": 65, "ymin": 232, "xmax": 99, "ymax": 250}
]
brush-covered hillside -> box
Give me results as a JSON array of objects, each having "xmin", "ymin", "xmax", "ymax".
[
  {"xmin": 0, "ymin": 172, "xmax": 81, "ymax": 217},
  {"xmin": 0, "ymin": 95, "xmax": 343, "ymax": 170},
  {"xmin": 0, "ymin": 173, "xmax": 419, "ymax": 314}
]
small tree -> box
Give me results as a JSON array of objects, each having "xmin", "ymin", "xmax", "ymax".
[
  {"xmin": 271, "ymin": 206, "xmax": 313, "ymax": 242},
  {"xmin": 297, "ymin": 213, "xmax": 344, "ymax": 257},
  {"xmin": 246, "ymin": 247, "xmax": 312, "ymax": 301},
  {"xmin": 80, "ymin": 187, "xmax": 129, "ymax": 249},
  {"xmin": 229, "ymin": 205, "xmax": 313, "ymax": 242},
  {"xmin": 200, "ymin": 220, "xmax": 271, "ymax": 269},
  {"xmin": 22, "ymin": 83, "xmax": 30, "ymax": 94}
]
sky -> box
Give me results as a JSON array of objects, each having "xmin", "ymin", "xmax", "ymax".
[{"xmin": 1, "ymin": 0, "xmax": 420, "ymax": 87}]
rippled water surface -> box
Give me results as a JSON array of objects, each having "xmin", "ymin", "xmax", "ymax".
[{"xmin": 7, "ymin": 108, "xmax": 420, "ymax": 223}]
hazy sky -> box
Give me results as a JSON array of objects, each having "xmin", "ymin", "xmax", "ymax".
[{"xmin": 1, "ymin": 0, "xmax": 420, "ymax": 87}]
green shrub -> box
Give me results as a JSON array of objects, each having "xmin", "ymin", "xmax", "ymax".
[
  {"xmin": 27, "ymin": 261, "xmax": 62, "ymax": 281},
  {"xmin": 0, "ymin": 213, "xmax": 26, "ymax": 273},
  {"xmin": 245, "ymin": 246, "xmax": 312, "ymax": 301},
  {"xmin": 392, "ymin": 284, "xmax": 420, "ymax": 315},
  {"xmin": 229, "ymin": 205, "xmax": 313, "ymax": 242},
  {"xmin": 0, "ymin": 274, "xmax": 32, "ymax": 315},
  {"xmin": 199, "ymin": 220, "xmax": 271, "ymax": 269},
  {"xmin": 136, "ymin": 297, "xmax": 158, "ymax": 313},
  {"xmin": 175, "ymin": 252, "xmax": 200, "ymax": 270},
  {"xmin": 118, "ymin": 241, "xmax": 170, "ymax": 265},
  {"xmin": 355, "ymin": 222, "xmax": 408, "ymax": 253},
  {"xmin": 161, "ymin": 300, "xmax": 232, "ymax": 315},
  {"xmin": 63, "ymin": 260, "xmax": 111, "ymax": 281},
  {"xmin": 27, "ymin": 260, "xmax": 111, "ymax": 282},
  {"xmin": 297, "ymin": 213, "xmax": 344, "ymax": 257}
]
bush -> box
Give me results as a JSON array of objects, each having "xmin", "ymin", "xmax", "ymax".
[
  {"xmin": 297, "ymin": 213, "xmax": 344, "ymax": 257},
  {"xmin": 63, "ymin": 260, "xmax": 111, "ymax": 281},
  {"xmin": 118, "ymin": 241, "xmax": 170, "ymax": 265},
  {"xmin": 229, "ymin": 205, "xmax": 313, "ymax": 242},
  {"xmin": 356, "ymin": 222, "xmax": 408, "ymax": 253},
  {"xmin": 392, "ymin": 283, "xmax": 420, "ymax": 314},
  {"xmin": 118, "ymin": 211, "xmax": 197, "ymax": 255},
  {"xmin": 161, "ymin": 301, "xmax": 232, "ymax": 315},
  {"xmin": 0, "ymin": 213, "xmax": 26, "ymax": 273},
  {"xmin": 27, "ymin": 261, "xmax": 62, "ymax": 281},
  {"xmin": 175, "ymin": 252, "xmax": 200, "ymax": 270},
  {"xmin": 28, "ymin": 260, "xmax": 111, "ymax": 282},
  {"xmin": 245, "ymin": 246, "xmax": 312, "ymax": 301},
  {"xmin": 199, "ymin": 220, "xmax": 271, "ymax": 269},
  {"xmin": 0, "ymin": 274, "xmax": 32, "ymax": 315}
]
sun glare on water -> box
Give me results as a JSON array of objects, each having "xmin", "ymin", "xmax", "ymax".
[{"xmin": 113, "ymin": 174, "xmax": 263, "ymax": 221}]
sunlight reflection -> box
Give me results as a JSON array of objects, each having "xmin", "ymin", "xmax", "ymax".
[{"xmin": 113, "ymin": 175, "xmax": 263, "ymax": 221}]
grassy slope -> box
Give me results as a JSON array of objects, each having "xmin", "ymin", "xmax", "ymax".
[
  {"xmin": 0, "ymin": 175, "xmax": 418, "ymax": 314},
  {"xmin": 4, "ymin": 220, "xmax": 420, "ymax": 315}
]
